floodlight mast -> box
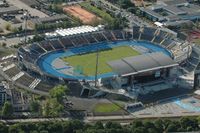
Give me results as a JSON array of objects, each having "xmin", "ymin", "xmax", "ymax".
[
  {"xmin": 95, "ymin": 49, "xmax": 99, "ymax": 87},
  {"xmin": 24, "ymin": 10, "xmax": 29, "ymax": 46}
]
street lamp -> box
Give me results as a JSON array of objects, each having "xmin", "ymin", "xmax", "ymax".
[{"xmin": 23, "ymin": 10, "xmax": 29, "ymax": 45}]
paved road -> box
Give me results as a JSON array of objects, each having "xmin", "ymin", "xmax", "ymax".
[
  {"xmin": 1, "ymin": 110, "xmax": 200, "ymax": 124},
  {"xmin": 1, "ymin": 118, "xmax": 70, "ymax": 123},
  {"xmin": 6, "ymin": 0, "xmax": 48, "ymax": 18}
]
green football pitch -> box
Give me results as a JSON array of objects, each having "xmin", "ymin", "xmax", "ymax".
[{"xmin": 62, "ymin": 46, "xmax": 140, "ymax": 76}]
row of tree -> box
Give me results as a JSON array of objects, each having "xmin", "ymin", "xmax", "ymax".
[
  {"xmin": 29, "ymin": 85, "xmax": 69, "ymax": 117},
  {"xmin": 108, "ymin": 0, "xmax": 135, "ymax": 9},
  {"xmin": 35, "ymin": 20, "xmax": 80, "ymax": 31},
  {"xmin": 0, "ymin": 117, "xmax": 200, "ymax": 133}
]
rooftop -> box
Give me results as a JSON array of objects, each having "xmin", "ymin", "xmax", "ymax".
[
  {"xmin": 30, "ymin": 14, "xmax": 68, "ymax": 25},
  {"xmin": 108, "ymin": 52, "xmax": 178, "ymax": 77},
  {"xmin": 157, "ymin": 0, "xmax": 188, "ymax": 6},
  {"xmin": 54, "ymin": 25, "xmax": 103, "ymax": 37}
]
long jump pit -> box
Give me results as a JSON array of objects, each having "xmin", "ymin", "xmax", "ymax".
[{"xmin": 63, "ymin": 5, "xmax": 101, "ymax": 24}]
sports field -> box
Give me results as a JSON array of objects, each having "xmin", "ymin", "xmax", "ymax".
[{"xmin": 62, "ymin": 46, "xmax": 140, "ymax": 76}]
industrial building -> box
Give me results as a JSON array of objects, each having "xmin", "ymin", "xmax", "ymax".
[{"xmin": 140, "ymin": 0, "xmax": 200, "ymax": 26}]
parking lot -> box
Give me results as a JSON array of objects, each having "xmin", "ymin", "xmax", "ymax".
[
  {"xmin": 6, "ymin": 0, "xmax": 48, "ymax": 18},
  {"xmin": 132, "ymin": 96, "xmax": 200, "ymax": 118},
  {"xmin": 0, "ymin": 0, "xmax": 49, "ymax": 35}
]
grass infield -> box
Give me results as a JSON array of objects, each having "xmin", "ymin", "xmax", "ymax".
[
  {"xmin": 62, "ymin": 46, "xmax": 140, "ymax": 76},
  {"xmin": 93, "ymin": 103, "xmax": 123, "ymax": 113}
]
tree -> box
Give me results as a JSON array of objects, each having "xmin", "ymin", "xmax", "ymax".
[
  {"xmin": 31, "ymin": 33, "xmax": 45, "ymax": 42},
  {"xmin": 0, "ymin": 122, "xmax": 8, "ymax": 133},
  {"xmin": 5, "ymin": 23, "xmax": 11, "ymax": 31},
  {"xmin": 49, "ymin": 85, "xmax": 69, "ymax": 103},
  {"xmin": 180, "ymin": 117, "xmax": 199, "ymax": 131},
  {"xmin": 105, "ymin": 121, "xmax": 122, "ymax": 129},
  {"xmin": 30, "ymin": 101, "xmax": 40, "ymax": 113},
  {"xmin": 2, "ymin": 101, "xmax": 13, "ymax": 117},
  {"xmin": 167, "ymin": 121, "xmax": 181, "ymax": 132},
  {"xmin": 154, "ymin": 119, "xmax": 164, "ymax": 132},
  {"xmin": 11, "ymin": 27, "xmax": 18, "ymax": 33},
  {"xmin": 143, "ymin": 120, "xmax": 157, "ymax": 132},
  {"xmin": 94, "ymin": 121, "xmax": 104, "ymax": 129},
  {"xmin": 42, "ymin": 100, "xmax": 50, "ymax": 117},
  {"xmin": 132, "ymin": 127, "xmax": 147, "ymax": 133},
  {"xmin": 118, "ymin": 0, "xmax": 135, "ymax": 9},
  {"xmin": 131, "ymin": 120, "xmax": 143, "ymax": 129},
  {"xmin": 2, "ymin": 42, "xmax": 7, "ymax": 47},
  {"xmin": 42, "ymin": 98, "xmax": 64, "ymax": 117}
]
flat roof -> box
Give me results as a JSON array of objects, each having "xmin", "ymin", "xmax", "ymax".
[
  {"xmin": 55, "ymin": 25, "xmax": 100, "ymax": 37},
  {"xmin": 162, "ymin": 0, "xmax": 188, "ymax": 6},
  {"xmin": 107, "ymin": 52, "xmax": 178, "ymax": 77},
  {"xmin": 140, "ymin": 8, "xmax": 165, "ymax": 21},
  {"xmin": 179, "ymin": 4, "xmax": 200, "ymax": 14},
  {"xmin": 163, "ymin": 5, "xmax": 186, "ymax": 15}
]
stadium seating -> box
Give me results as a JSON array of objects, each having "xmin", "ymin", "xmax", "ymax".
[
  {"xmin": 153, "ymin": 35, "xmax": 164, "ymax": 44},
  {"xmin": 59, "ymin": 37, "xmax": 75, "ymax": 48},
  {"xmin": 112, "ymin": 30, "xmax": 124, "ymax": 40},
  {"xmin": 34, "ymin": 81, "xmax": 54, "ymax": 92},
  {"xmin": 29, "ymin": 43, "xmax": 46, "ymax": 54},
  {"xmin": 78, "ymin": 36, "xmax": 90, "ymax": 45},
  {"xmin": 140, "ymin": 32, "xmax": 154, "ymax": 42},
  {"xmin": 92, "ymin": 33, "xmax": 107, "ymax": 42},
  {"xmin": 158, "ymin": 30, "xmax": 168, "ymax": 38},
  {"xmin": 152, "ymin": 30, "xmax": 168, "ymax": 44},
  {"xmin": 144, "ymin": 27, "xmax": 156, "ymax": 36},
  {"xmin": 15, "ymin": 74, "xmax": 35, "ymax": 87},
  {"xmin": 79, "ymin": 35, "xmax": 90, "ymax": 45},
  {"xmin": 125, "ymin": 31, "xmax": 133, "ymax": 40},
  {"xmin": 188, "ymin": 56, "xmax": 199, "ymax": 66},
  {"xmin": 69, "ymin": 36, "xmax": 84, "ymax": 46},
  {"xmin": 18, "ymin": 48, "xmax": 30, "ymax": 61},
  {"xmin": 102, "ymin": 31, "xmax": 115, "ymax": 41},
  {"xmin": 180, "ymin": 49, "xmax": 200, "ymax": 73},
  {"xmin": 49, "ymin": 39, "xmax": 64, "ymax": 50},
  {"xmin": 132, "ymin": 27, "xmax": 140, "ymax": 40},
  {"xmin": 4, "ymin": 66, "xmax": 21, "ymax": 78},
  {"xmin": 191, "ymin": 51, "xmax": 198, "ymax": 59},
  {"xmin": 83, "ymin": 34, "xmax": 98, "ymax": 44},
  {"xmin": 39, "ymin": 41, "xmax": 54, "ymax": 51},
  {"xmin": 185, "ymin": 65, "xmax": 195, "ymax": 73},
  {"xmin": 161, "ymin": 39, "xmax": 173, "ymax": 47},
  {"xmin": 167, "ymin": 42, "xmax": 177, "ymax": 50}
]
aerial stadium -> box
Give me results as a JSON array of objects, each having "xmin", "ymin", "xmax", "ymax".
[{"xmin": 1, "ymin": 25, "xmax": 199, "ymax": 98}]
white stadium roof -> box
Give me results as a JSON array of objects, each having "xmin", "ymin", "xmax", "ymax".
[{"xmin": 55, "ymin": 25, "xmax": 101, "ymax": 37}]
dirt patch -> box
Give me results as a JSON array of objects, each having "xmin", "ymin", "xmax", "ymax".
[{"xmin": 63, "ymin": 5, "xmax": 100, "ymax": 24}]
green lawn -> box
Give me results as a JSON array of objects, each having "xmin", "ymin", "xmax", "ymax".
[
  {"xmin": 79, "ymin": 2, "xmax": 114, "ymax": 22},
  {"xmin": 62, "ymin": 46, "xmax": 140, "ymax": 76},
  {"xmin": 93, "ymin": 103, "xmax": 122, "ymax": 113}
]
